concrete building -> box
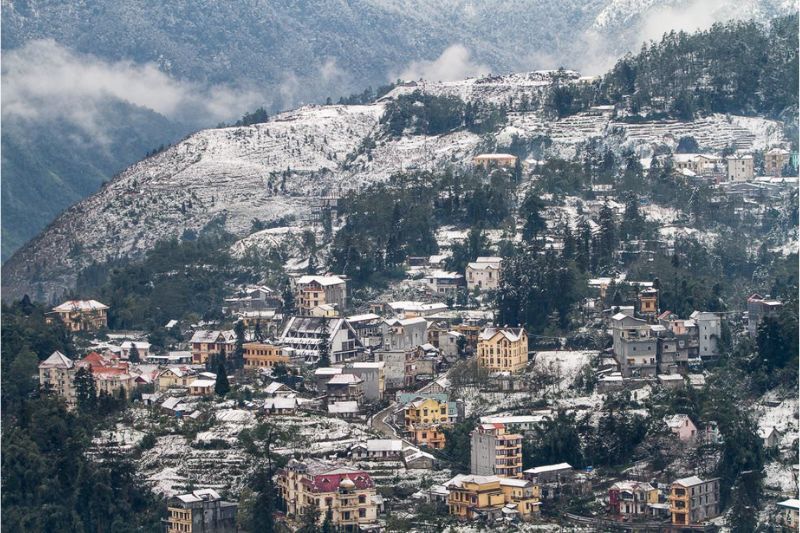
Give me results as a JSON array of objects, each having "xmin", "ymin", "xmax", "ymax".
[
  {"xmin": 346, "ymin": 362, "xmax": 385, "ymax": 401},
  {"xmin": 166, "ymin": 489, "xmax": 238, "ymax": 533},
  {"xmin": 747, "ymin": 294, "xmax": 783, "ymax": 337},
  {"xmin": 48, "ymin": 300, "xmax": 109, "ymax": 332},
  {"xmin": 242, "ymin": 342, "xmax": 289, "ymax": 370},
  {"xmin": 689, "ymin": 311, "xmax": 721, "ymax": 358},
  {"xmin": 380, "ymin": 317, "xmax": 428, "ymax": 351},
  {"xmin": 611, "ymin": 313, "xmax": 657, "ymax": 377},
  {"xmin": 190, "ymin": 330, "xmax": 234, "ymax": 365},
  {"xmin": 477, "ymin": 327, "xmax": 528, "ymax": 373},
  {"xmin": 765, "ymin": 147, "xmax": 791, "ymax": 176},
  {"xmin": 471, "ymin": 423, "xmax": 523, "ymax": 478},
  {"xmin": 38, "ymin": 351, "xmax": 76, "ymax": 404},
  {"xmin": 466, "ymin": 257, "xmax": 503, "ymax": 292},
  {"xmin": 473, "ymin": 153, "xmax": 518, "ymax": 169},
  {"xmin": 669, "ymin": 476, "xmax": 720, "ymax": 526},
  {"xmin": 424, "ymin": 271, "xmax": 466, "ymax": 298},
  {"xmin": 296, "ymin": 275, "xmax": 347, "ymax": 314},
  {"xmin": 277, "ymin": 459, "xmax": 378, "ymax": 529},
  {"xmin": 278, "ymin": 316, "xmax": 363, "ymax": 364},
  {"xmin": 726, "ymin": 154, "xmax": 754, "ymax": 182},
  {"xmin": 608, "ymin": 481, "xmax": 660, "ymax": 518}
]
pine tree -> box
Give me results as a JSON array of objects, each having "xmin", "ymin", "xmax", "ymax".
[
  {"xmin": 74, "ymin": 366, "xmax": 97, "ymax": 412},
  {"xmin": 317, "ymin": 337, "xmax": 331, "ymax": 368},
  {"xmin": 282, "ymin": 285, "xmax": 296, "ymax": 316},
  {"xmin": 233, "ymin": 320, "xmax": 246, "ymax": 369},
  {"xmin": 128, "ymin": 344, "xmax": 140, "ymax": 363},
  {"xmin": 215, "ymin": 360, "xmax": 230, "ymax": 396}
]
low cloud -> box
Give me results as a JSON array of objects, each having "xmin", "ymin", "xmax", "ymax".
[
  {"xmin": 2, "ymin": 39, "xmax": 265, "ymax": 139},
  {"xmin": 394, "ymin": 44, "xmax": 490, "ymax": 83}
]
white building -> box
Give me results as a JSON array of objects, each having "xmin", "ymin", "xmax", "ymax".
[
  {"xmin": 466, "ymin": 257, "xmax": 503, "ymax": 292},
  {"xmin": 726, "ymin": 154, "xmax": 754, "ymax": 182}
]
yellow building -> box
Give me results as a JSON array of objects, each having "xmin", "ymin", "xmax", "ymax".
[
  {"xmin": 48, "ymin": 300, "xmax": 108, "ymax": 332},
  {"xmin": 157, "ymin": 367, "xmax": 195, "ymax": 391},
  {"xmin": 166, "ymin": 489, "xmax": 238, "ymax": 533},
  {"xmin": 447, "ymin": 474, "xmax": 539, "ymax": 521},
  {"xmin": 669, "ymin": 476, "xmax": 720, "ymax": 526},
  {"xmin": 404, "ymin": 397, "xmax": 452, "ymax": 449},
  {"xmin": 277, "ymin": 459, "xmax": 379, "ymax": 529},
  {"xmin": 243, "ymin": 342, "xmax": 289, "ymax": 370},
  {"xmin": 477, "ymin": 327, "xmax": 528, "ymax": 373},
  {"xmin": 638, "ymin": 288, "xmax": 659, "ymax": 316},
  {"xmin": 38, "ymin": 351, "xmax": 76, "ymax": 404}
]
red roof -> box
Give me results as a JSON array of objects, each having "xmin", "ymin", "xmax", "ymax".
[{"xmin": 309, "ymin": 471, "xmax": 374, "ymax": 493}]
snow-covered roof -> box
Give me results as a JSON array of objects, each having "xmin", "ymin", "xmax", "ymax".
[
  {"xmin": 190, "ymin": 330, "xmax": 224, "ymax": 344},
  {"xmin": 297, "ymin": 275, "xmax": 345, "ymax": 286},
  {"xmin": 327, "ymin": 374, "xmax": 362, "ymax": 385},
  {"xmin": 524, "ymin": 463, "xmax": 572, "ymax": 474},
  {"xmin": 351, "ymin": 362, "xmax": 385, "ymax": 369},
  {"xmin": 446, "ymin": 474, "xmax": 501, "ymax": 488},
  {"xmin": 357, "ymin": 439, "xmax": 403, "ymax": 453},
  {"xmin": 499, "ymin": 478, "xmax": 531, "ymax": 488},
  {"xmin": 39, "ymin": 350, "xmax": 74, "ymax": 369},
  {"xmin": 346, "ymin": 313, "xmax": 381, "ymax": 323},
  {"xmin": 176, "ymin": 489, "xmax": 222, "ymax": 503},
  {"xmin": 478, "ymin": 327, "xmax": 525, "ymax": 342},
  {"xmin": 265, "ymin": 397, "xmax": 298, "ymax": 410},
  {"xmin": 314, "ymin": 367, "xmax": 343, "ymax": 376},
  {"xmin": 189, "ymin": 379, "xmax": 216, "ymax": 388},
  {"xmin": 327, "ymin": 401, "xmax": 360, "ymax": 414},
  {"xmin": 52, "ymin": 299, "xmax": 108, "ymax": 312},
  {"xmin": 611, "ymin": 480, "xmax": 655, "ymax": 492},
  {"xmin": 664, "ymin": 414, "xmax": 694, "ymax": 428},
  {"xmin": 479, "ymin": 414, "xmax": 548, "ymax": 425},
  {"xmin": 672, "ymin": 476, "xmax": 706, "ymax": 487},
  {"xmin": 474, "ymin": 153, "xmax": 516, "ymax": 160},
  {"xmin": 658, "ymin": 374, "xmax": 684, "ymax": 382},
  {"xmin": 467, "ymin": 261, "xmax": 501, "ymax": 271},
  {"xmin": 265, "ymin": 381, "xmax": 293, "ymax": 394},
  {"xmin": 777, "ymin": 499, "xmax": 800, "ymax": 510}
]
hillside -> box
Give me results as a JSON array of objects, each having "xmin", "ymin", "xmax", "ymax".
[
  {"xmin": 2, "ymin": 0, "xmax": 793, "ymax": 260},
  {"xmin": 2, "ymin": 69, "xmax": 787, "ymax": 301}
]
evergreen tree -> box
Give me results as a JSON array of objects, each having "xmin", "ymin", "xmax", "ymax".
[
  {"xmin": 282, "ymin": 285, "xmax": 296, "ymax": 316},
  {"xmin": 215, "ymin": 360, "xmax": 230, "ymax": 396},
  {"xmin": 596, "ymin": 203, "xmax": 618, "ymax": 268},
  {"xmin": 233, "ymin": 320, "xmax": 246, "ymax": 369},
  {"xmin": 297, "ymin": 504, "xmax": 321, "ymax": 533},
  {"xmin": 127, "ymin": 344, "xmax": 140, "ymax": 363},
  {"xmin": 317, "ymin": 337, "xmax": 331, "ymax": 368},
  {"xmin": 621, "ymin": 194, "xmax": 645, "ymax": 239},
  {"xmin": 520, "ymin": 190, "xmax": 547, "ymax": 241},
  {"xmin": 74, "ymin": 366, "xmax": 97, "ymax": 412}
]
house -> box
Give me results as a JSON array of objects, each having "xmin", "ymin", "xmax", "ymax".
[
  {"xmin": 223, "ymin": 285, "xmax": 281, "ymax": 314},
  {"xmin": 439, "ymin": 330, "xmax": 464, "ymax": 361},
  {"xmin": 424, "ymin": 271, "xmax": 465, "ymax": 297},
  {"xmin": 157, "ymin": 366, "xmax": 196, "ymax": 391},
  {"xmin": 295, "ymin": 275, "xmax": 347, "ymax": 314},
  {"xmin": 350, "ymin": 440, "xmax": 405, "ymax": 461},
  {"xmin": 747, "ymin": 294, "xmax": 783, "ymax": 337},
  {"xmin": 608, "ymin": 481, "xmax": 660, "ymax": 518},
  {"xmin": 402, "ymin": 395, "xmax": 457, "ymax": 449},
  {"xmin": 380, "ymin": 316, "xmax": 428, "ymax": 351},
  {"xmin": 777, "ymin": 499, "xmax": 800, "ymax": 530},
  {"xmin": 38, "ymin": 351, "xmax": 76, "ymax": 404},
  {"xmin": 166, "ymin": 489, "xmax": 238, "ymax": 533},
  {"xmin": 658, "ymin": 373, "xmax": 685, "ymax": 390},
  {"xmin": 277, "ymin": 459, "xmax": 378, "ymax": 528},
  {"xmin": 689, "ymin": 311, "xmax": 721, "ymax": 358},
  {"xmin": 385, "ymin": 301, "xmax": 449, "ymax": 318},
  {"xmin": 278, "ymin": 316, "xmax": 363, "ymax": 364},
  {"xmin": 76, "ymin": 352, "xmax": 135, "ymax": 398},
  {"xmin": 120, "ymin": 341, "xmax": 151, "ymax": 360},
  {"xmin": 473, "ymin": 153, "xmax": 518, "ymax": 169},
  {"xmin": 665, "ymin": 414, "xmax": 697, "ymax": 442},
  {"xmin": 242, "ymin": 342, "xmax": 289, "ymax": 370},
  {"xmin": 264, "ymin": 397, "xmax": 298, "ymax": 415},
  {"xmin": 446, "ymin": 474, "xmax": 539, "ymax": 521},
  {"xmin": 669, "ymin": 476, "xmax": 720, "ymax": 526},
  {"xmin": 310, "ymin": 303, "xmax": 339, "ymax": 317},
  {"xmin": 345, "ymin": 313, "xmax": 384, "ymax": 348},
  {"xmin": 314, "ymin": 366, "xmax": 343, "ymax": 391},
  {"xmin": 758, "ymin": 426, "xmax": 782, "ymax": 449},
  {"xmin": 523, "ymin": 463, "xmax": 579, "ymax": 499},
  {"xmin": 611, "ymin": 313, "xmax": 657, "ymax": 377},
  {"xmin": 346, "ymin": 362, "xmax": 385, "ymax": 401},
  {"xmin": 471, "ymin": 423, "xmax": 523, "ymax": 478},
  {"xmin": 327, "ymin": 401, "xmax": 361, "ymax": 419},
  {"xmin": 726, "ymin": 154, "xmax": 754, "ymax": 181},
  {"xmin": 765, "ymin": 147, "xmax": 791, "ymax": 176},
  {"xmin": 47, "ymin": 299, "xmax": 109, "ymax": 332},
  {"xmin": 190, "ymin": 330, "xmax": 233, "ymax": 365},
  {"xmin": 326, "ymin": 374, "xmax": 365, "ymax": 405},
  {"xmin": 476, "ymin": 327, "xmax": 528, "ymax": 373},
  {"xmin": 466, "ymin": 257, "xmax": 503, "ymax": 292},
  {"xmin": 189, "ymin": 378, "xmax": 217, "ymax": 396},
  {"xmin": 403, "ymin": 447, "xmax": 436, "ymax": 469},
  {"xmin": 638, "ymin": 288, "xmax": 659, "ymax": 317},
  {"xmin": 264, "ymin": 381, "xmax": 296, "ymax": 398}
]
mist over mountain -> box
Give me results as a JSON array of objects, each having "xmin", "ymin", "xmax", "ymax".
[{"xmin": 1, "ymin": 0, "xmax": 792, "ymax": 259}]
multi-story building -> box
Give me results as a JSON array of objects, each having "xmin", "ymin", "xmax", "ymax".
[
  {"xmin": 689, "ymin": 311, "xmax": 721, "ymax": 358},
  {"xmin": 380, "ymin": 317, "xmax": 428, "ymax": 351},
  {"xmin": 608, "ymin": 481, "xmax": 659, "ymax": 517},
  {"xmin": 476, "ymin": 327, "xmax": 528, "ymax": 373},
  {"xmin": 726, "ymin": 154, "xmax": 754, "ymax": 182},
  {"xmin": 279, "ymin": 317, "xmax": 363, "ymax": 365},
  {"xmin": 242, "ymin": 342, "xmax": 289, "ymax": 370},
  {"xmin": 466, "ymin": 257, "xmax": 503, "ymax": 292},
  {"xmin": 296, "ymin": 275, "xmax": 347, "ymax": 314},
  {"xmin": 777, "ymin": 499, "xmax": 800, "ymax": 531},
  {"xmin": 446, "ymin": 474, "xmax": 539, "ymax": 521},
  {"xmin": 326, "ymin": 374, "xmax": 365, "ymax": 405},
  {"xmin": 747, "ymin": 293, "xmax": 783, "ymax": 336},
  {"xmin": 47, "ymin": 300, "xmax": 109, "ymax": 332},
  {"xmin": 277, "ymin": 459, "xmax": 378, "ymax": 529},
  {"xmin": 157, "ymin": 366, "xmax": 197, "ymax": 391},
  {"xmin": 470, "ymin": 423, "xmax": 523, "ymax": 478},
  {"xmin": 611, "ymin": 313, "xmax": 657, "ymax": 377},
  {"xmin": 345, "ymin": 313, "xmax": 384, "ymax": 348},
  {"xmin": 765, "ymin": 147, "xmax": 791, "ymax": 176},
  {"xmin": 424, "ymin": 271, "xmax": 466, "ymax": 298},
  {"xmin": 346, "ymin": 362, "xmax": 385, "ymax": 401},
  {"xmin": 669, "ymin": 476, "xmax": 720, "ymax": 526},
  {"xmin": 165, "ymin": 489, "xmax": 238, "ymax": 533},
  {"xmin": 403, "ymin": 396, "xmax": 454, "ymax": 449},
  {"xmin": 190, "ymin": 330, "xmax": 234, "ymax": 365},
  {"xmin": 638, "ymin": 288, "xmax": 659, "ymax": 318},
  {"xmin": 38, "ymin": 351, "xmax": 76, "ymax": 403}
]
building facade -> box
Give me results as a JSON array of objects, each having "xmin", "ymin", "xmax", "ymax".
[
  {"xmin": 446, "ymin": 474, "xmax": 539, "ymax": 521},
  {"xmin": 470, "ymin": 423, "xmax": 523, "ymax": 478},
  {"xmin": 48, "ymin": 300, "xmax": 109, "ymax": 332},
  {"xmin": 296, "ymin": 275, "xmax": 347, "ymax": 314},
  {"xmin": 669, "ymin": 476, "xmax": 720, "ymax": 526},
  {"xmin": 242, "ymin": 342, "xmax": 289, "ymax": 370},
  {"xmin": 166, "ymin": 489, "xmax": 238, "ymax": 533},
  {"xmin": 38, "ymin": 351, "xmax": 76, "ymax": 404},
  {"xmin": 476, "ymin": 327, "xmax": 528, "ymax": 373},
  {"xmin": 466, "ymin": 257, "xmax": 503, "ymax": 292}
]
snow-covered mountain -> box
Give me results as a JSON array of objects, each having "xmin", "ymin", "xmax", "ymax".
[{"xmin": 2, "ymin": 71, "xmax": 786, "ymax": 301}]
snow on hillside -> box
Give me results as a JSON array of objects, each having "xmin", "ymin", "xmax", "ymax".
[{"xmin": 1, "ymin": 71, "xmax": 787, "ymax": 301}]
